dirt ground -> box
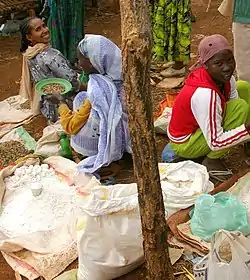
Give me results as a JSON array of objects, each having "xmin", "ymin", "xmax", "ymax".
[{"xmin": 0, "ymin": 0, "xmax": 248, "ymax": 279}]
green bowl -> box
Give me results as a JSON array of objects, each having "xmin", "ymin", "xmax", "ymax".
[{"xmin": 35, "ymin": 78, "xmax": 72, "ymax": 96}]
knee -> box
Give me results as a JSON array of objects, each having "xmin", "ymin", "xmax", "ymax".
[
  {"xmin": 235, "ymin": 98, "xmax": 249, "ymax": 111},
  {"xmin": 236, "ymin": 80, "xmax": 250, "ymax": 93},
  {"xmin": 228, "ymin": 98, "xmax": 249, "ymax": 120}
]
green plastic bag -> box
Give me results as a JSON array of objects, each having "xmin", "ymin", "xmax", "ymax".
[
  {"xmin": 54, "ymin": 269, "xmax": 77, "ymax": 280},
  {"xmin": 190, "ymin": 192, "xmax": 250, "ymax": 241},
  {"xmin": 79, "ymin": 72, "xmax": 89, "ymax": 84}
]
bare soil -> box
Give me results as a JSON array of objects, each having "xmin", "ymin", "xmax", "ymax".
[{"xmin": 0, "ymin": 1, "xmax": 248, "ymax": 279}]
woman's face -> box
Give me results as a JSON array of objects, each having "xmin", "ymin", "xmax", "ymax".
[
  {"xmin": 26, "ymin": 18, "xmax": 50, "ymax": 45},
  {"xmin": 77, "ymin": 48, "xmax": 98, "ymax": 74},
  {"xmin": 205, "ymin": 49, "xmax": 236, "ymax": 83}
]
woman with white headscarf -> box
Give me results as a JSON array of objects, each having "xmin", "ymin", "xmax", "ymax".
[{"xmin": 47, "ymin": 34, "xmax": 131, "ymax": 174}]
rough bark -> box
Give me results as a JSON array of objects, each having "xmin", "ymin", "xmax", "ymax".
[
  {"xmin": 92, "ymin": 0, "xmax": 98, "ymax": 7},
  {"xmin": 119, "ymin": 1, "xmax": 174, "ymax": 279}
]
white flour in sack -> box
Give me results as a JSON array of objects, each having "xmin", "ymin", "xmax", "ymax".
[{"xmin": 0, "ymin": 164, "xmax": 77, "ymax": 238}]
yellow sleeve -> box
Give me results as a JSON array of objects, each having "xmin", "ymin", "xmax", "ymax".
[{"xmin": 58, "ymin": 99, "xmax": 91, "ymax": 135}]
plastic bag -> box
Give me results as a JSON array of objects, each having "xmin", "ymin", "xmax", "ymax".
[
  {"xmin": 54, "ymin": 269, "xmax": 78, "ymax": 280},
  {"xmin": 159, "ymin": 161, "xmax": 214, "ymax": 217},
  {"xmin": 154, "ymin": 107, "xmax": 172, "ymax": 135},
  {"xmin": 190, "ymin": 192, "xmax": 250, "ymax": 241},
  {"xmin": 76, "ymin": 183, "xmax": 144, "ymax": 280},
  {"xmin": 0, "ymin": 126, "xmax": 36, "ymax": 151},
  {"xmin": 76, "ymin": 161, "xmax": 212, "ymax": 280},
  {"xmin": 35, "ymin": 124, "xmax": 63, "ymax": 157},
  {"xmin": 194, "ymin": 230, "xmax": 250, "ymax": 280}
]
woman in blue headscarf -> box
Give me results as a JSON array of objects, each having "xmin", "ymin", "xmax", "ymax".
[{"xmin": 47, "ymin": 35, "xmax": 131, "ymax": 174}]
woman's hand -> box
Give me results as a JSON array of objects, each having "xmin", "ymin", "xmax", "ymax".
[
  {"xmin": 45, "ymin": 94, "xmax": 65, "ymax": 105},
  {"xmin": 79, "ymin": 83, "xmax": 88, "ymax": 91}
]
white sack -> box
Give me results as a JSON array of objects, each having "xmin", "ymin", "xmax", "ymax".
[
  {"xmin": 77, "ymin": 161, "xmax": 213, "ymax": 280},
  {"xmin": 194, "ymin": 230, "xmax": 250, "ymax": 280}
]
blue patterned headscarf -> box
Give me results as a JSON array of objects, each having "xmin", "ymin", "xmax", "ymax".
[{"xmin": 78, "ymin": 34, "xmax": 122, "ymax": 81}]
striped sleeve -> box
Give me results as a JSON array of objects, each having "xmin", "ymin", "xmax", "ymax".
[
  {"xmin": 191, "ymin": 88, "xmax": 250, "ymax": 151},
  {"xmin": 229, "ymin": 76, "xmax": 239, "ymax": 100}
]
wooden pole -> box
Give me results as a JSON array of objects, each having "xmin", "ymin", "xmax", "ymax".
[{"xmin": 119, "ymin": 1, "xmax": 174, "ymax": 279}]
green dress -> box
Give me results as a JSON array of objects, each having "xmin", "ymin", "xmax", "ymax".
[
  {"xmin": 47, "ymin": 0, "xmax": 84, "ymax": 65},
  {"xmin": 150, "ymin": 0, "xmax": 191, "ymax": 62}
]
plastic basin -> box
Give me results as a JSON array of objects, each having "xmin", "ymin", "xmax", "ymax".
[{"xmin": 35, "ymin": 78, "xmax": 72, "ymax": 96}]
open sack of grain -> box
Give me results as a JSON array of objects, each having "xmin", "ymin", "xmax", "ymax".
[
  {"xmin": 0, "ymin": 96, "xmax": 34, "ymax": 139},
  {"xmin": 0, "ymin": 156, "xmax": 98, "ymax": 280}
]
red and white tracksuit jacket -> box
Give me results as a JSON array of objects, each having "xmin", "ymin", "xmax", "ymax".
[{"xmin": 168, "ymin": 67, "xmax": 250, "ymax": 151}]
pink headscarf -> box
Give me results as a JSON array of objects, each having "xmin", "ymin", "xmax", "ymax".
[{"xmin": 190, "ymin": 34, "xmax": 232, "ymax": 71}]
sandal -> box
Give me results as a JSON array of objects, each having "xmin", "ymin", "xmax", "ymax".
[
  {"xmin": 209, "ymin": 170, "xmax": 233, "ymax": 183},
  {"xmin": 160, "ymin": 67, "xmax": 185, "ymax": 78},
  {"xmin": 202, "ymin": 157, "xmax": 233, "ymax": 184}
]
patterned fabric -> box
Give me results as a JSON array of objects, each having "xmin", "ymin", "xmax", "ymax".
[
  {"xmin": 28, "ymin": 47, "xmax": 79, "ymax": 121},
  {"xmin": 47, "ymin": 0, "xmax": 84, "ymax": 64},
  {"xmin": 28, "ymin": 47, "xmax": 79, "ymax": 90},
  {"xmin": 150, "ymin": 0, "xmax": 191, "ymax": 62},
  {"xmin": 71, "ymin": 35, "xmax": 131, "ymax": 174},
  {"xmin": 233, "ymin": 0, "xmax": 250, "ymax": 23}
]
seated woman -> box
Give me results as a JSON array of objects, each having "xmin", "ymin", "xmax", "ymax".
[
  {"xmin": 19, "ymin": 17, "xmax": 84, "ymax": 121},
  {"xmin": 47, "ymin": 34, "xmax": 131, "ymax": 174},
  {"xmin": 163, "ymin": 34, "xmax": 250, "ymax": 175}
]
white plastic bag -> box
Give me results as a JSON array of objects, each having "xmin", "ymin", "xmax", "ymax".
[
  {"xmin": 76, "ymin": 161, "xmax": 213, "ymax": 280},
  {"xmin": 194, "ymin": 230, "xmax": 250, "ymax": 280},
  {"xmin": 159, "ymin": 161, "xmax": 214, "ymax": 216},
  {"xmin": 77, "ymin": 183, "xmax": 144, "ymax": 280},
  {"xmin": 154, "ymin": 107, "xmax": 172, "ymax": 135},
  {"xmin": 35, "ymin": 123, "xmax": 63, "ymax": 157}
]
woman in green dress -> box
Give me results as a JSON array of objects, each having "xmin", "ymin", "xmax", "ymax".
[
  {"xmin": 150, "ymin": 0, "xmax": 191, "ymax": 77},
  {"xmin": 42, "ymin": 0, "xmax": 84, "ymax": 66}
]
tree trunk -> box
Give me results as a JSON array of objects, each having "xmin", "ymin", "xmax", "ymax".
[
  {"xmin": 92, "ymin": 0, "xmax": 98, "ymax": 7},
  {"xmin": 119, "ymin": 1, "xmax": 174, "ymax": 280}
]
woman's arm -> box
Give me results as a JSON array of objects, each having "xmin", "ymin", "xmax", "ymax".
[
  {"xmin": 191, "ymin": 88, "xmax": 250, "ymax": 151},
  {"xmin": 58, "ymin": 99, "xmax": 92, "ymax": 135}
]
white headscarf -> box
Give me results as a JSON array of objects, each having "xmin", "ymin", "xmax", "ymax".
[{"xmin": 78, "ymin": 34, "xmax": 122, "ymax": 81}]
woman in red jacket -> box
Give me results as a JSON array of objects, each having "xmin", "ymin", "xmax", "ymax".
[{"xmin": 163, "ymin": 34, "xmax": 250, "ymax": 175}]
